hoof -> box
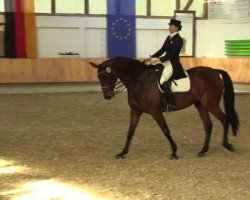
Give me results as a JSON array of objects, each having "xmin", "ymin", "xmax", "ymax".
[
  {"xmin": 223, "ymin": 143, "xmax": 234, "ymax": 152},
  {"xmin": 115, "ymin": 154, "xmax": 126, "ymax": 159},
  {"xmin": 170, "ymin": 155, "xmax": 179, "ymax": 160},
  {"xmin": 197, "ymin": 152, "xmax": 206, "ymax": 157}
]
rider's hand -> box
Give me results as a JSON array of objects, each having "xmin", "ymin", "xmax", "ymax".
[
  {"xmin": 151, "ymin": 57, "xmax": 160, "ymax": 63},
  {"xmin": 145, "ymin": 55, "xmax": 152, "ymax": 61}
]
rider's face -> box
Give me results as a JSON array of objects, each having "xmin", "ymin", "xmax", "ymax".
[{"xmin": 169, "ymin": 25, "xmax": 178, "ymax": 34}]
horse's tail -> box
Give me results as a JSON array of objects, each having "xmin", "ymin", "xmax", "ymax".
[{"xmin": 217, "ymin": 69, "xmax": 239, "ymax": 136}]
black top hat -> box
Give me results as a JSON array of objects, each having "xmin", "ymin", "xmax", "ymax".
[{"xmin": 168, "ymin": 19, "xmax": 181, "ymax": 27}]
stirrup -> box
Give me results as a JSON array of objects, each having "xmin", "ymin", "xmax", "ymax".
[
  {"xmin": 161, "ymin": 97, "xmax": 176, "ymax": 112},
  {"xmin": 166, "ymin": 103, "xmax": 176, "ymax": 112}
]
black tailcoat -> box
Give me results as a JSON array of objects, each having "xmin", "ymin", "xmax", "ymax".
[{"xmin": 152, "ymin": 33, "xmax": 186, "ymax": 79}]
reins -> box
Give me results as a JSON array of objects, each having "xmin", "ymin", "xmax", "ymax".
[{"xmin": 114, "ymin": 80, "xmax": 126, "ymax": 95}]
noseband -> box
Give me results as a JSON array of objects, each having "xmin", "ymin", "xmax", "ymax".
[{"xmin": 101, "ymin": 85, "xmax": 114, "ymax": 90}]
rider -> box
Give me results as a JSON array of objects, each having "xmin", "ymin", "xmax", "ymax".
[{"xmin": 150, "ymin": 19, "xmax": 186, "ymax": 111}]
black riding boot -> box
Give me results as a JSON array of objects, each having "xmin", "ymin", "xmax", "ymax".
[{"xmin": 162, "ymin": 80, "xmax": 176, "ymax": 111}]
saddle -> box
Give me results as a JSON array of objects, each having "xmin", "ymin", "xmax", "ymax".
[
  {"xmin": 155, "ymin": 64, "xmax": 191, "ymax": 112},
  {"xmin": 155, "ymin": 64, "xmax": 191, "ymax": 93}
]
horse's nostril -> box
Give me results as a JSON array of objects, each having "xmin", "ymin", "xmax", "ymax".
[{"xmin": 104, "ymin": 96, "xmax": 112, "ymax": 100}]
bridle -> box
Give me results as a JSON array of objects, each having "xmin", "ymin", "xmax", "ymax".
[{"xmin": 98, "ymin": 67, "xmax": 126, "ymax": 95}]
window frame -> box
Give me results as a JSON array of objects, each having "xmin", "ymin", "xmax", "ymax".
[
  {"xmin": 33, "ymin": 0, "xmax": 208, "ymax": 19},
  {"xmin": 0, "ymin": 22, "xmax": 4, "ymax": 57}
]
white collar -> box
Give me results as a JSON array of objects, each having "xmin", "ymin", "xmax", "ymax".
[{"xmin": 170, "ymin": 32, "xmax": 178, "ymax": 38}]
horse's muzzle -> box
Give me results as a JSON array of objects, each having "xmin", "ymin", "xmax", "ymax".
[
  {"xmin": 104, "ymin": 96, "xmax": 112, "ymax": 100},
  {"xmin": 103, "ymin": 90, "xmax": 115, "ymax": 100}
]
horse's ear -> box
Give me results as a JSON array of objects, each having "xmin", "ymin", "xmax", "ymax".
[{"xmin": 89, "ymin": 62, "xmax": 99, "ymax": 69}]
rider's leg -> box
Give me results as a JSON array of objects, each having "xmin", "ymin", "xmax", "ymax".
[
  {"xmin": 160, "ymin": 61, "xmax": 173, "ymax": 85},
  {"xmin": 162, "ymin": 80, "xmax": 176, "ymax": 111},
  {"xmin": 160, "ymin": 62, "xmax": 176, "ymax": 111}
]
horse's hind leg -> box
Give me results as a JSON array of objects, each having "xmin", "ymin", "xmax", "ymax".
[
  {"xmin": 151, "ymin": 111, "xmax": 178, "ymax": 160},
  {"xmin": 115, "ymin": 108, "xmax": 142, "ymax": 159},
  {"xmin": 210, "ymin": 106, "xmax": 233, "ymax": 151},
  {"xmin": 195, "ymin": 103, "xmax": 213, "ymax": 157}
]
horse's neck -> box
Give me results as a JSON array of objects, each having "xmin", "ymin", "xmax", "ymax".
[{"xmin": 114, "ymin": 64, "xmax": 146, "ymax": 91}]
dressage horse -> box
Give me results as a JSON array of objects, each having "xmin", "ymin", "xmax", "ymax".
[{"xmin": 90, "ymin": 57, "xmax": 239, "ymax": 160}]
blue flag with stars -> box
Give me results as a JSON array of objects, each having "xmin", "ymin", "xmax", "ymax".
[{"xmin": 107, "ymin": 0, "xmax": 136, "ymax": 58}]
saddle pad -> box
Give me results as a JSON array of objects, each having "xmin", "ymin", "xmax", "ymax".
[
  {"xmin": 158, "ymin": 71, "xmax": 191, "ymax": 93},
  {"xmin": 171, "ymin": 71, "xmax": 191, "ymax": 92}
]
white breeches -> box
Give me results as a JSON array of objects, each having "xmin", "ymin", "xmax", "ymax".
[{"xmin": 160, "ymin": 61, "xmax": 173, "ymax": 85}]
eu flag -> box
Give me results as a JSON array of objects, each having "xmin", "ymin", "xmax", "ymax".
[{"xmin": 107, "ymin": 0, "xmax": 136, "ymax": 58}]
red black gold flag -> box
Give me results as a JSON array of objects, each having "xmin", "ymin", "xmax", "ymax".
[{"xmin": 4, "ymin": 0, "xmax": 37, "ymax": 58}]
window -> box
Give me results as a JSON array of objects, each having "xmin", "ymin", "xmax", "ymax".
[
  {"xmin": 33, "ymin": 0, "xmax": 207, "ymax": 18},
  {"xmin": 0, "ymin": 0, "xmax": 3, "ymax": 12},
  {"xmin": 136, "ymin": 0, "xmax": 147, "ymax": 16},
  {"xmin": 0, "ymin": 24, "xmax": 4, "ymax": 56},
  {"xmin": 189, "ymin": 0, "xmax": 204, "ymax": 17},
  {"xmin": 56, "ymin": 0, "xmax": 85, "ymax": 14},
  {"xmin": 0, "ymin": 0, "xmax": 4, "ymax": 12},
  {"xmin": 89, "ymin": 0, "xmax": 106, "ymax": 14},
  {"xmin": 181, "ymin": 0, "xmax": 205, "ymax": 18},
  {"xmin": 151, "ymin": 0, "xmax": 176, "ymax": 16},
  {"xmin": 35, "ymin": 0, "xmax": 52, "ymax": 13}
]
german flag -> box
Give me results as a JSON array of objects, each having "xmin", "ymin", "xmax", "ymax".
[{"xmin": 4, "ymin": 0, "xmax": 37, "ymax": 58}]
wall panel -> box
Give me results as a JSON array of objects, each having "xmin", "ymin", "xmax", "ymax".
[{"xmin": 0, "ymin": 58, "xmax": 249, "ymax": 83}]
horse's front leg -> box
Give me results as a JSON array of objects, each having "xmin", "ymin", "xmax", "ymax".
[
  {"xmin": 115, "ymin": 108, "xmax": 142, "ymax": 159},
  {"xmin": 151, "ymin": 111, "xmax": 178, "ymax": 160}
]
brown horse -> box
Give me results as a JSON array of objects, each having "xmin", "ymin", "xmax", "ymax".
[{"xmin": 90, "ymin": 57, "xmax": 239, "ymax": 160}]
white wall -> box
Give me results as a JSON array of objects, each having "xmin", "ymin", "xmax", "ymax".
[
  {"xmin": 196, "ymin": 18, "xmax": 250, "ymax": 58},
  {"xmin": 36, "ymin": 16, "xmax": 170, "ymax": 58},
  {"xmin": 37, "ymin": 16, "xmax": 106, "ymax": 58},
  {"xmin": 36, "ymin": 15, "xmax": 250, "ymax": 58}
]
